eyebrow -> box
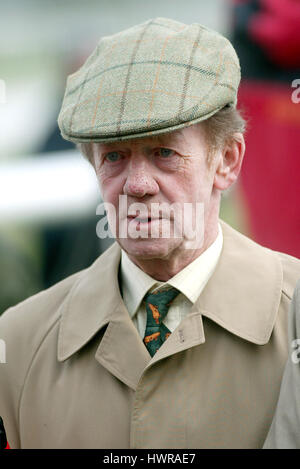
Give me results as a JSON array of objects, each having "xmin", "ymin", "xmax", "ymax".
[{"xmin": 96, "ymin": 130, "xmax": 185, "ymax": 152}]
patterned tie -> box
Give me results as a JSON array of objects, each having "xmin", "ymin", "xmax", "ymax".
[{"xmin": 143, "ymin": 287, "xmax": 180, "ymax": 357}]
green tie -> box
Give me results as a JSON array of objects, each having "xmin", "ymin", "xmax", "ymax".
[{"xmin": 143, "ymin": 287, "xmax": 180, "ymax": 357}]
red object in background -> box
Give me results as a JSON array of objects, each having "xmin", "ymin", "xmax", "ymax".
[
  {"xmin": 238, "ymin": 80, "xmax": 300, "ymax": 259},
  {"xmin": 0, "ymin": 417, "xmax": 10, "ymax": 449},
  {"xmin": 249, "ymin": 0, "xmax": 300, "ymax": 68}
]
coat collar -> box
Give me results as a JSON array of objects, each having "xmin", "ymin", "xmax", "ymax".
[
  {"xmin": 197, "ymin": 220, "xmax": 282, "ymax": 345},
  {"xmin": 57, "ymin": 220, "xmax": 283, "ymax": 372}
]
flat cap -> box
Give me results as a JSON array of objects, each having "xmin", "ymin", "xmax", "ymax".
[{"xmin": 58, "ymin": 17, "xmax": 241, "ymax": 143}]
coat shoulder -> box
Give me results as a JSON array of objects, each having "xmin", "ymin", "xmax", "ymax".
[
  {"xmin": 0, "ymin": 269, "xmax": 84, "ymax": 340},
  {"xmin": 0, "ymin": 242, "xmax": 119, "ymax": 338},
  {"xmin": 0, "ymin": 269, "xmax": 87, "ymax": 406},
  {"xmin": 0, "ymin": 242, "xmax": 119, "ymax": 367}
]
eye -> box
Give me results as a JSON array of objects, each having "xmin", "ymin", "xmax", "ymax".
[
  {"xmin": 104, "ymin": 151, "xmax": 122, "ymax": 162},
  {"xmin": 157, "ymin": 148, "xmax": 175, "ymax": 158}
]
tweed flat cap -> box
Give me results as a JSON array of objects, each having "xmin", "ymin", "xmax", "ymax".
[{"xmin": 58, "ymin": 17, "xmax": 241, "ymax": 143}]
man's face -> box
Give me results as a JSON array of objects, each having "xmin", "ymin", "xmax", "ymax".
[{"xmin": 93, "ymin": 124, "xmax": 217, "ymax": 261}]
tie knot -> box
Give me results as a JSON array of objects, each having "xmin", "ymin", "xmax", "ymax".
[{"xmin": 144, "ymin": 286, "xmax": 179, "ymax": 325}]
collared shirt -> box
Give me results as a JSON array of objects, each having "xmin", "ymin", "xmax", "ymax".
[{"xmin": 120, "ymin": 224, "xmax": 223, "ymax": 338}]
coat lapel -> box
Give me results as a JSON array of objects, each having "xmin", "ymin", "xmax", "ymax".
[
  {"xmin": 197, "ymin": 220, "xmax": 283, "ymax": 345},
  {"xmin": 94, "ymin": 306, "xmax": 150, "ymax": 390},
  {"xmin": 57, "ymin": 242, "xmax": 150, "ymax": 389}
]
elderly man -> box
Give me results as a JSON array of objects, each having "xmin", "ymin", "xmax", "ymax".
[{"xmin": 0, "ymin": 18, "xmax": 299, "ymax": 449}]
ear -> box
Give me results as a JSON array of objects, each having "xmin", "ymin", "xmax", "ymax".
[{"xmin": 213, "ymin": 133, "xmax": 245, "ymax": 191}]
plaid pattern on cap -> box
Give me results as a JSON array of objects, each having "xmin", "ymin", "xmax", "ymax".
[{"xmin": 58, "ymin": 17, "xmax": 241, "ymax": 143}]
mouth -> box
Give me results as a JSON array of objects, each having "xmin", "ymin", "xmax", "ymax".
[
  {"xmin": 127, "ymin": 216, "xmax": 157, "ymax": 223},
  {"xmin": 126, "ymin": 212, "xmax": 175, "ymax": 223},
  {"xmin": 124, "ymin": 213, "xmax": 176, "ymax": 238}
]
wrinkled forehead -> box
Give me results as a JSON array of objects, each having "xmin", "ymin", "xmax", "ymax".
[{"xmin": 93, "ymin": 123, "xmax": 205, "ymax": 152}]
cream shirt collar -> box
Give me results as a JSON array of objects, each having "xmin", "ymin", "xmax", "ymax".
[{"xmin": 120, "ymin": 223, "xmax": 223, "ymax": 318}]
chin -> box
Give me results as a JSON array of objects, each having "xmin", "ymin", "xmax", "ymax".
[{"xmin": 118, "ymin": 237, "xmax": 181, "ymax": 260}]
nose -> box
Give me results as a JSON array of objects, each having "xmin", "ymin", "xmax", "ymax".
[{"xmin": 123, "ymin": 160, "xmax": 159, "ymax": 198}]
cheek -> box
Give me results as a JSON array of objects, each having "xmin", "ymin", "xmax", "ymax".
[
  {"xmin": 177, "ymin": 169, "xmax": 212, "ymax": 203},
  {"xmin": 96, "ymin": 170, "xmax": 124, "ymax": 205},
  {"xmin": 167, "ymin": 163, "xmax": 203, "ymax": 199}
]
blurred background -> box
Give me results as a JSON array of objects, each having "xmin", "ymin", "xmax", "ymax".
[{"xmin": 0, "ymin": 0, "xmax": 299, "ymax": 314}]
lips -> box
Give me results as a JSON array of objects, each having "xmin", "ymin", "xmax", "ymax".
[
  {"xmin": 127, "ymin": 216, "xmax": 163, "ymax": 223},
  {"xmin": 126, "ymin": 214, "xmax": 175, "ymax": 226}
]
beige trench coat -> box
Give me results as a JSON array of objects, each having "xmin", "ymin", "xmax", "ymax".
[{"xmin": 0, "ymin": 221, "xmax": 299, "ymax": 449}]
